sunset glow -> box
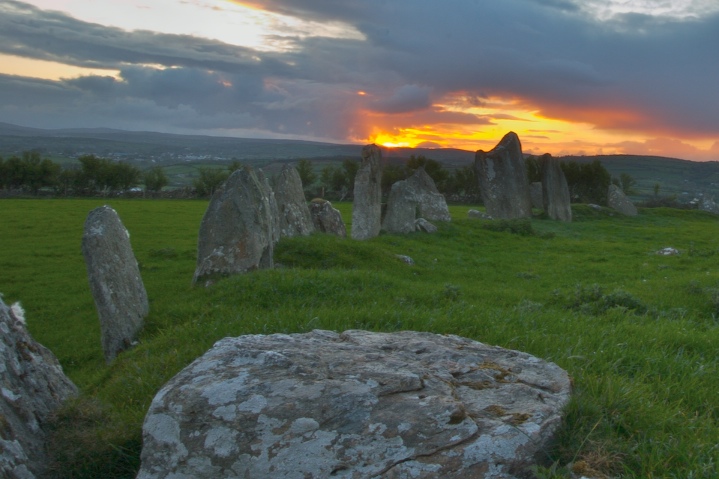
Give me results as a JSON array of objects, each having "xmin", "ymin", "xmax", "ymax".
[{"xmin": 0, "ymin": 0, "xmax": 717, "ymax": 161}]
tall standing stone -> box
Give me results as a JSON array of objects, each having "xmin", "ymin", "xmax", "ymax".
[
  {"xmin": 607, "ymin": 184, "xmax": 638, "ymax": 216},
  {"xmin": 474, "ymin": 132, "xmax": 532, "ymax": 219},
  {"xmin": 82, "ymin": 205, "xmax": 149, "ymax": 363},
  {"xmin": 540, "ymin": 153, "xmax": 572, "ymax": 221},
  {"xmin": 383, "ymin": 167, "xmax": 451, "ymax": 234},
  {"xmin": 193, "ymin": 167, "xmax": 279, "ymax": 286},
  {"xmin": 0, "ymin": 299, "xmax": 78, "ymax": 479},
  {"xmin": 274, "ymin": 165, "xmax": 314, "ymax": 237},
  {"xmin": 351, "ymin": 144, "xmax": 383, "ymax": 240}
]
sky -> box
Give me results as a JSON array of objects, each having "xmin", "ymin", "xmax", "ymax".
[{"xmin": 1, "ymin": 0, "xmax": 718, "ymax": 161}]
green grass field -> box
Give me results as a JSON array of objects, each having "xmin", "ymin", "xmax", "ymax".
[{"xmin": 1, "ymin": 199, "xmax": 718, "ymax": 478}]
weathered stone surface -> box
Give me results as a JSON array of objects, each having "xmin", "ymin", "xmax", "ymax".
[
  {"xmin": 309, "ymin": 199, "xmax": 347, "ymax": 237},
  {"xmin": 383, "ymin": 168, "xmax": 450, "ymax": 234},
  {"xmin": 474, "ymin": 132, "xmax": 532, "ymax": 219},
  {"xmin": 395, "ymin": 254, "xmax": 415, "ymax": 265},
  {"xmin": 351, "ymin": 144, "xmax": 383, "ymax": 240},
  {"xmin": 0, "ymin": 298, "xmax": 78, "ymax": 479},
  {"xmin": 415, "ymin": 217, "xmax": 438, "ymax": 233},
  {"xmin": 137, "ymin": 330, "xmax": 572, "ymax": 479},
  {"xmin": 82, "ymin": 205, "xmax": 149, "ymax": 362},
  {"xmin": 698, "ymin": 196, "xmax": 719, "ymax": 215},
  {"xmin": 607, "ymin": 184, "xmax": 638, "ymax": 216},
  {"xmin": 193, "ymin": 167, "xmax": 280, "ymax": 286},
  {"xmin": 274, "ymin": 165, "xmax": 314, "ymax": 237},
  {"xmin": 540, "ymin": 154, "xmax": 572, "ymax": 222},
  {"xmin": 468, "ymin": 209, "xmax": 493, "ymax": 220},
  {"xmin": 529, "ymin": 182, "xmax": 543, "ymax": 210}
]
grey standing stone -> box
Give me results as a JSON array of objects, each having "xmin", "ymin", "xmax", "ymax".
[
  {"xmin": 82, "ymin": 205, "xmax": 148, "ymax": 363},
  {"xmin": 136, "ymin": 330, "xmax": 572, "ymax": 479},
  {"xmin": 607, "ymin": 184, "xmax": 638, "ymax": 216},
  {"xmin": 474, "ymin": 132, "xmax": 532, "ymax": 219},
  {"xmin": 193, "ymin": 167, "xmax": 280, "ymax": 286},
  {"xmin": 383, "ymin": 168, "xmax": 450, "ymax": 234},
  {"xmin": 275, "ymin": 165, "xmax": 314, "ymax": 237},
  {"xmin": 540, "ymin": 154, "xmax": 572, "ymax": 222},
  {"xmin": 0, "ymin": 299, "xmax": 78, "ymax": 479},
  {"xmin": 309, "ymin": 199, "xmax": 347, "ymax": 237},
  {"xmin": 351, "ymin": 144, "xmax": 383, "ymax": 240},
  {"xmin": 698, "ymin": 196, "xmax": 719, "ymax": 215},
  {"xmin": 529, "ymin": 182, "xmax": 543, "ymax": 210}
]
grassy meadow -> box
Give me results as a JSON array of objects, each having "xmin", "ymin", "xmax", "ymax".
[{"xmin": 1, "ymin": 199, "xmax": 718, "ymax": 478}]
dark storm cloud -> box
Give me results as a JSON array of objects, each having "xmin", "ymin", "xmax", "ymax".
[{"xmin": 1, "ymin": 0, "xmax": 718, "ymax": 146}]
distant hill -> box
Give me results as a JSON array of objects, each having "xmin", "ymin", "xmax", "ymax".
[{"xmin": 1, "ymin": 122, "xmax": 716, "ymax": 199}]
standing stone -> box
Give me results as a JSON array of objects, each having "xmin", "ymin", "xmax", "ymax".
[
  {"xmin": 274, "ymin": 165, "xmax": 314, "ymax": 237},
  {"xmin": 0, "ymin": 299, "xmax": 78, "ymax": 479},
  {"xmin": 382, "ymin": 168, "xmax": 450, "ymax": 234},
  {"xmin": 607, "ymin": 184, "xmax": 638, "ymax": 216},
  {"xmin": 309, "ymin": 199, "xmax": 347, "ymax": 237},
  {"xmin": 529, "ymin": 182, "xmax": 543, "ymax": 210},
  {"xmin": 351, "ymin": 144, "xmax": 383, "ymax": 240},
  {"xmin": 82, "ymin": 205, "xmax": 149, "ymax": 363},
  {"xmin": 193, "ymin": 167, "xmax": 279, "ymax": 286},
  {"xmin": 698, "ymin": 195, "xmax": 719, "ymax": 215},
  {"xmin": 474, "ymin": 132, "xmax": 532, "ymax": 219},
  {"xmin": 137, "ymin": 330, "xmax": 572, "ymax": 479},
  {"xmin": 540, "ymin": 154, "xmax": 572, "ymax": 222}
]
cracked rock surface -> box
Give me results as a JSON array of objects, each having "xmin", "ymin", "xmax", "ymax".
[{"xmin": 136, "ymin": 330, "xmax": 571, "ymax": 479}]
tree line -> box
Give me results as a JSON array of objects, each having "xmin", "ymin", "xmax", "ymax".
[
  {"xmin": 1, "ymin": 150, "xmax": 630, "ymax": 205},
  {"xmin": 0, "ymin": 152, "xmax": 168, "ymax": 196}
]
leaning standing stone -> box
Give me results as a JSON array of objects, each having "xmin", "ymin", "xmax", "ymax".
[
  {"xmin": 607, "ymin": 184, "xmax": 638, "ymax": 216},
  {"xmin": 351, "ymin": 144, "xmax": 383, "ymax": 240},
  {"xmin": 193, "ymin": 167, "xmax": 280, "ymax": 286},
  {"xmin": 474, "ymin": 132, "xmax": 532, "ymax": 219},
  {"xmin": 275, "ymin": 165, "xmax": 314, "ymax": 237},
  {"xmin": 82, "ymin": 205, "xmax": 148, "ymax": 363}
]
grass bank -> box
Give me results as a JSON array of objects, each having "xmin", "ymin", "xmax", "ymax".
[{"xmin": 1, "ymin": 199, "xmax": 718, "ymax": 478}]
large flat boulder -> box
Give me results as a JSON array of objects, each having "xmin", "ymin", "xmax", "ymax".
[
  {"xmin": 474, "ymin": 132, "xmax": 532, "ymax": 219},
  {"xmin": 193, "ymin": 167, "xmax": 280, "ymax": 286},
  {"xmin": 351, "ymin": 144, "xmax": 383, "ymax": 240},
  {"xmin": 137, "ymin": 330, "xmax": 572, "ymax": 479},
  {"xmin": 82, "ymin": 205, "xmax": 149, "ymax": 362},
  {"xmin": 0, "ymin": 299, "xmax": 78, "ymax": 479}
]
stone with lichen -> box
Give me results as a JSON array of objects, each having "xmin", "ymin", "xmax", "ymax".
[{"xmin": 136, "ymin": 330, "xmax": 572, "ymax": 479}]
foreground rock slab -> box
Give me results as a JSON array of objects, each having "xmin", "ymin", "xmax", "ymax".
[
  {"xmin": 193, "ymin": 167, "xmax": 279, "ymax": 286},
  {"xmin": 82, "ymin": 205, "xmax": 149, "ymax": 362},
  {"xmin": 0, "ymin": 298, "xmax": 78, "ymax": 479},
  {"xmin": 137, "ymin": 330, "xmax": 572, "ymax": 479}
]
